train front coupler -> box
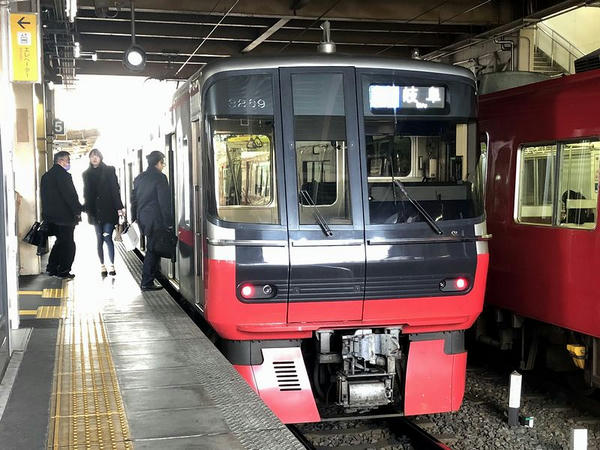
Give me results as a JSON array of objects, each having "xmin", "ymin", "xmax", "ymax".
[{"xmin": 317, "ymin": 328, "xmax": 402, "ymax": 411}]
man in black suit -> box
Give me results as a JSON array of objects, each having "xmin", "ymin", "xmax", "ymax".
[
  {"xmin": 40, "ymin": 151, "xmax": 83, "ymax": 279},
  {"xmin": 131, "ymin": 151, "xmax": 173, "ymax": 291}
]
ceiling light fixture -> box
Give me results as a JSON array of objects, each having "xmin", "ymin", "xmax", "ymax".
[{"xmin": 123, "ymin": 0, "xmax": 146, "ymax": 72}]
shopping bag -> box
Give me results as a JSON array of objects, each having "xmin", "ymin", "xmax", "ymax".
[
  {"xmin": 23, "ymin": 221, "xmax": 43, "ymax": 246},
  {"xmin": 151, "ymin": 228, "xmax": 177, "ymax": 261},
  {"xmin": 121, "ymin": 221, "xmax": 139, "ymax": 251}
]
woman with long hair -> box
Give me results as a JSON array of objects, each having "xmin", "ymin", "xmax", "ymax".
[{"xmin": 82, "ymin": 148, "xmax": 125, "ymax": 276}]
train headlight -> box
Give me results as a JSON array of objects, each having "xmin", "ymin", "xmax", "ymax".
[
  {"xmin": 123, "ymin": 45, "xmax": 146, "ymax": 71},
  {"xmin": 455, "ymin": 277, "xmax": 467, "ymax": 290},
  {"xmin": 439, "ymin": 277, "xmax": 470, "ymax": 292},
  {"xmin": 240, "ymin": 284, "xmax": 255, "ymax": 298}
]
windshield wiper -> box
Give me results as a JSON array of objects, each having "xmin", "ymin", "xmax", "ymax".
[
  {"xmin": 300, "ymin": 189, "xmax": 333, "ymax": 237},
  {"xmin": 393, "ymin": 180, "xmax": 443, "ymax": 235}
]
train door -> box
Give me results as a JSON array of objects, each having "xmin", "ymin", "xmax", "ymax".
[
  {"xmin": 165, "ymin": 133, "xmax": 179, "ymax": 282},
  {"xmin": 191, "ymin": 120, "xmax": 204, "ymax": 306},
  {"xmin": 280, "ymin": 68, "xmax": 365, "ymax": 323}
]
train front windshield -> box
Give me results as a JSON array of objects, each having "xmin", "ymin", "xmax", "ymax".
[
  {"xmin": 364, "ymin": 118, "xmax": 482, "ymax": 224},
  {"xmin": 204, "ymin": 69, "xmax": 482, "ymax": 229},
  {"xmin": 362, "ymin": 77, "xmax": 483, "ymax": 225}
]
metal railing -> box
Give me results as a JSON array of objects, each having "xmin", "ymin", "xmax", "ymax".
[{"xmin": 534, "ymin": 22, "xmax": 584, "ymax": 74}]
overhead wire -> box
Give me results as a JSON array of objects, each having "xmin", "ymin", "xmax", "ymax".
[
  {"xmin": 175, "ymin": 0, "xmax": 240, "ymax": 76},
  {"xmin": 375, "ymin": 0, "xmax": 489, "ymax": 56}
]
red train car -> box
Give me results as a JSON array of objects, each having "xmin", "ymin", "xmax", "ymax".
[
  {"xmin": 128, "ymin": 54, "xmax": 490, "ymax": 423},
  {"xmin": 479, "ymin": 69, "xmax": 600, "ymax": 386}
]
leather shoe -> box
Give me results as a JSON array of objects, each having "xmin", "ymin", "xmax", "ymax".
[
  {"xmin": 56, "ymin": 272, "xmax": 75, "ymax": 279},
  {"xmin": 141, "ymin": 284, "xmax": 163, "ymax": 291}
]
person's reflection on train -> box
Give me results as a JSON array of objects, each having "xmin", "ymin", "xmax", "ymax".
[{"xmin": 131, "ymin": 151, "xmax": 173, "ymax": 291}]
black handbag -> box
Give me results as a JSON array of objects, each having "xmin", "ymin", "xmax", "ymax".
[
  {"xmin": 151, "ymin": 228, "xmax": 177, "ymax": 261},
  {"xmin": 23, "ymin": 221, "xmax": 43, "ymax": 246}
]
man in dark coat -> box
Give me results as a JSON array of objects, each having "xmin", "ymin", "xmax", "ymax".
[
  {"xmin": 40, "ymin": 151, "xmax": 83, "ymax": 278},
  {"xmin": 131, "ymin": 151, "xmax": 173, "ymax": 291}
]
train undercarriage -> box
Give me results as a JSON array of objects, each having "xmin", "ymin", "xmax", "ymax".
[
  {"xmin": 475, "ymin": 308, "xmax": 600, "ymax": 390},
  {"xmin": 224, "ymin": 328, "xmax": 467, "ymax": 423}
]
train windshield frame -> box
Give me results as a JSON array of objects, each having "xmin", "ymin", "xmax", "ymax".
[
  {"xmin": 358, "ymin": 70, "xmax": 483, "ymax": 226},
  {"xmin": 202, "ymin": 67, "xmax": 483, "ymax": 228}
]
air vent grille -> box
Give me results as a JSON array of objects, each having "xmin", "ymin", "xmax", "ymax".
[{"xmin": 273, "ymin": 360, "xmax": 301, "ymax": 391}]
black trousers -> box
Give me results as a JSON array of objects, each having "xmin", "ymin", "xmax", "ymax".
[
  {"xmin": 47, "ymin": 224, "xmax": 76, "ymax": 275},
  {"xmin": 141, "ymin": 235, "xmax": 161, "ymax": 287}
]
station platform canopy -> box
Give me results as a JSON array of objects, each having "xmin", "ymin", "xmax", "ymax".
[{"xmin": 39, "ymin": 0, "xmax": 585, "ymax": 84}]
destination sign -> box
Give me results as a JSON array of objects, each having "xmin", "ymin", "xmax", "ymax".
[{"xmin": 369, "ymin": 85, "xmax": 446, "ymax": 111}]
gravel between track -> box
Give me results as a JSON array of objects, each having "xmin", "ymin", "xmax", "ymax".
[
  {"xmin": 416, "ymin": 365, "xmax": 600, "ymax": 449},
  {"xmin": 299, "ymin": 364, "xmax": 600, "ymax": 449}
]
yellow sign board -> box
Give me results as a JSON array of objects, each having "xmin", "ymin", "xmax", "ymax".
[{"xmin": 10, "ymin": 13, "xmax": 40, "ymax": 83}]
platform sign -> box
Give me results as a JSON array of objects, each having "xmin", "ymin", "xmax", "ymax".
[
  {"xmin": 53, "ymin": 119, "xmax": 65, "ymax": 135},
  {"xmin": 9, "ymin": 13, "xmax": 40, "ymax": 83}
]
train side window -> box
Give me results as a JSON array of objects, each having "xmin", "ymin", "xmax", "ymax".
[
  {"xmin": 291, "ymin": 73, "xmax": 352, "ymax": 225},
  {"xmin": 515, "ymin": 144, "xmax": 556, "ymax": 226},
  {"xmin": 557, "ymin": 140, "xmax": 599, "ymax": 229},
  {"xmin": 210, "ymin": 122, "xmax": 278, "ymax": 224}
]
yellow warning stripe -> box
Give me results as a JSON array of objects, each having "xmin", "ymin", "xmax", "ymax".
[
  {"xmin": 47, "ymin": 281, "xmax": 132, "ymax": 449},
  {"xmin": 18, "ymin": 288, "xmax": 64, "ymax": 298},
  {"xmin": 18, "ymin": 306, "xmax": 67, "ymax": 319},
  {"xmin": 43, "ymin": 288, "xmax": 64, "ymax": 298}
]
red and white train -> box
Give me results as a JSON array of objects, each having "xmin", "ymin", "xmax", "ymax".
[
  {"xmin": 479, "ymin": 67, "xmax": 600, "ymax": 387},
  {"xmin": 124, "ymin": 54, "xmax": 489, "ymax": 423}
]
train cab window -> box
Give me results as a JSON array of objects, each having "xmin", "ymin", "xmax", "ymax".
[
  {"xmin": 516, "ymin": 144, "xmax": 556, "ymax": 226},
  {"xmin": 292, "ymin": 73, "xmax": 351, "ymax": 225},
  {"xmin": 211, "ymin": 125, "xmax": 278, "ymax": 224},
  {"xmin": 205, "ymin": 74, "xmax": 279, "ymax": 224},
  {"xmin": 557, "ymin": 140, "xmax": 599, "ymax": 229},
  {"xmin": 363, "ymin": 119, "xmax": 482, "ymax": 225},
  {"xmin": 367, "ymin": 137, "xmax": 411, "ymax": 177}
]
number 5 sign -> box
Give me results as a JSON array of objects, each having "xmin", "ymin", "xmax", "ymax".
[{"xmin": 53, "ymin": 119, "xmax": 65, "ymax": 135}]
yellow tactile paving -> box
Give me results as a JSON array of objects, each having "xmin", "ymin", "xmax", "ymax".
[
  {"xmin": 18, "ymin": 306, "xmax": 67, "ymax": 319},
  {"xmin": 18, "ymin": 286, "xmax": 67, "ymax": 319},
  {"xmin": 18, "ymin": 288, "xmax": 64, "ymax": 298},
  {"xmin": 43, "ymin": 288, "xmax": 64, "ymax": 298},
  {"xmin": 47, "ymin": 282, "xmax": 133, "ymax": 449}
]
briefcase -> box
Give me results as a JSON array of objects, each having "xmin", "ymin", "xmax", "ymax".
[
  {"xmin": 152, "ymin": 228, "xmax": 177, "ymax": 261},
  {"xmin": 121, "ymin": 221, "xmax": 139, "ymax": 251}
]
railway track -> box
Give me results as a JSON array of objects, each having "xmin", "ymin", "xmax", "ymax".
[{"xmin": 289, "ymin": 416, "xmax": 450, "ymax": 450}]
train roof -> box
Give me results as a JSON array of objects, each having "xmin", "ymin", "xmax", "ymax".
[
  {"xmin": 479, "ymin": 68, "xmax": 600, "ymax": 103},
  {"xmin": 174, "ymin": 54, "xmax": 475, "ymax": 100}
]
